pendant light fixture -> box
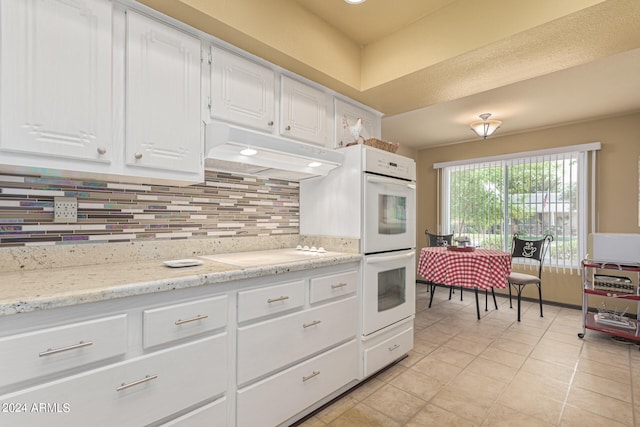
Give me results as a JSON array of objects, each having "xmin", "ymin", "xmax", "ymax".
[{"xmin": 470, "ymin": 113, "xmax": 502, "ymax": 140}]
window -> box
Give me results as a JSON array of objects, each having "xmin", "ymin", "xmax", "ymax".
[{"xmin": 436, "ymin": 144, "xmax": 600, "ymax": 271}]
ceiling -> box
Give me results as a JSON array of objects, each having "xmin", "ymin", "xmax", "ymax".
[{"xmin": 140, "ymin": 0, "xmax": 640, "ymax": 150}]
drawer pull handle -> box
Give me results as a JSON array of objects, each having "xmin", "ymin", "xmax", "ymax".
[
  {"xmin": 303, "ymin": 320, "xmax": 322, "ymax": 329},
  {"xmin": 331, "ymin": 282, "xmax": 348, "ymax": 289},
  {"xmin": 302, "ymin": 371, "xmax": 320, "ymax": 382},
  {"xmin": 39, "ymin": 341, "xmax": 93, "ymax": 357},
  {"xmin": 175, "ymin": 314, "xmax": 209, "ymax": 325},
  {"xmin": 388, "ymin": 344, "xmax": 400, "ymax": 352},
  {"xmin": 116, "ymin": 374, "xmax": 158, "ymax": 392},
  {"xmin": 267, "ymin": 296, "xmax": 289, "ymax": 304}
]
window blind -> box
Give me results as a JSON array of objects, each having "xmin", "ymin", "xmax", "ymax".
[{"xmin": 437, "ymin": 143, "xmax": 599, "ymax": 272}]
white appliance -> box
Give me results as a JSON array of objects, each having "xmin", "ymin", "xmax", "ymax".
[
  {"xmin": 362, "ymin": 249, "xmax": 416, "ymax": 335},
  {"xmin": 363, "ymin": 171, "xmax": 416, "ymax": 254},
  {"xmin": 204, "ymin": 121, "xmax": 344, "ymax": 181},
  {"xmin": 301, "ymin": 145, "xmax": 417, "ymax": 338}
]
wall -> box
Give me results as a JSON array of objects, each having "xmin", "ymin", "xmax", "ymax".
[
  {"xmin": 0, "ymin": 171, "xmax": 300, "ymax": 248},
  {"xmin": 416, "ymin": 112, "xmax": 640, "ymax": 306}
]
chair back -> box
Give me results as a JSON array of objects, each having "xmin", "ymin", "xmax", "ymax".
[
  {"xmin": 425, "ymin": 228, "xmax": 453, "ymax": 247},
  {"xmin": 510, "ymin": 233, "xmax": 553, "ymax": 278}
]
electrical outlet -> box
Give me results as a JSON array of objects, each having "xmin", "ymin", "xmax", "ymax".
[{"xmin": 54, "ymin": 197, "xmax": 78, "ymax": 223}]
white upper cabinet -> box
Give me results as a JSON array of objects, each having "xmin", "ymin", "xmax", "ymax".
[
  {"xmin": 125, "ymin": 10, "xmax": 202, "ymax": 179},
  {"xmin": 334, "ymin": 98, "xmax": 381, "ymax": 149},
  {"xmin": 0, "ymin": 0, "xmax": 114, "ymax": 162},
  {"xmin": 280, "ymin": 76, "xmax": 329, "ymax": 147},
  {"xmin": 209, "ymin": 46, "xmax": 276, "ymax": 133}
]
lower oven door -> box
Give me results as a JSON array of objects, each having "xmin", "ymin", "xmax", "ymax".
[{"xmin": 362, "ymin": 249, "xmax": 415, "ymax": 336}]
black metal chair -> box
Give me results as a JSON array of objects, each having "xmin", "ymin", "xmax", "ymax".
[
  {"xmin": 424, "ymin": 229, "xmax": 459, "ymax": 308},
  {"xmin": 508, "ymin": 233, "xmax": 553, "ymax": 321},
  {"xmin": 425, "ymin": 229, "xmax": 453, "ymax": 248}
]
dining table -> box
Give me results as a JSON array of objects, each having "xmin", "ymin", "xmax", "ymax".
[{"xmin": 417, "ymin": 246, "xmax": 512, "ymax": 319}]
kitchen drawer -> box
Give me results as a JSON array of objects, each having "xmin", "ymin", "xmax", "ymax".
[
  {"xmin": 237, "ymin": 280, "xmax": 305, "ymax": 323},
  {"xmin": 161, "ymin": 397, "xmax": 227, "ymax": 426},
  {"xmin": 0, "ymin": 314, "xmax": 127, "ymax": 389},
  {"xmin": 237, "ymin": 340, "xmax": 358, "ymax": 427},
  {"xmin": 237, "ymin": 296, "xmax": 357, "ymax": 385},
  {"xmin": 143, "ymin": 295, "xmax": 227, "ymax": 348},
  {"xmin": 363, "ymin": 324, "xmax": 413, "ymax": 377},
  {"xmin": 309, "ymin": 270, "xmax": 357, "ymax": 304},
  {"xmin": 0, "ymin": 334, "xmax": 227, "ymax": 427}
]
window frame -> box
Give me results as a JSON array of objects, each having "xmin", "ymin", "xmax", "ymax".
[{"xmin": 434, "ymin": 143, "xmax": 599, "ymax": 272}]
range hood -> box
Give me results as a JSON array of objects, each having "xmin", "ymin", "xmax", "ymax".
[{"xmin": 204, "ymin": 122, "xmax": 344, "ymax": 181}]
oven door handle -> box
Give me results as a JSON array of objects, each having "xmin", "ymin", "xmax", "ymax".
[
  {"xmin": 366, "ymin": 251, "xmax": 415, "ymax": 264},
  {"xmin": 366, "ymin": 175, "xmax": 415, "ymax": 190}
]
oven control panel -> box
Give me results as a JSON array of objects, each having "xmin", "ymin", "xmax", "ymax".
[{"xmin": 362, "ymin": 146, "xmax": 416, "ymax": 181}]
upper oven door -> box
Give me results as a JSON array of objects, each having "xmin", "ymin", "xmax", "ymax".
[{"xmin": 363, "ymin": 173, "xmax": 416, "ymax": 254}]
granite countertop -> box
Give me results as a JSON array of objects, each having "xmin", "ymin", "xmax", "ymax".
[{"xmin": 0, "ymin": 249, "xmax": 361, "ymax": 317}]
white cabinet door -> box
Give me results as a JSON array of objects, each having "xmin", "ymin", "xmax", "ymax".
[
  {"xmin": 0, "ymin": 335, "xmax": 226, "ymax": 427},
  {"xmin": 125, "ymin": 10, "xmax": 202, "ymax": 177},
  {"xmin": 209, "ymin": 46, "xmax": 275, "ymax": 133},
  {"xmin": 237, "ymin": 296, "xmax": 357, "ymax": 385},
  {"xmin": 237, "ymin": 340, "xmax": 358, "ymax": 427},
  {"xmin": 280, "ymin": 76, "xmax": 329, "ymax": 146},
  {"xmin": 0, "ymin": 0, "xmax": 113, "ymax": 162},
  {"xmin": 334, "ymin": 98, "xmax": 381, "ymax": 149}
]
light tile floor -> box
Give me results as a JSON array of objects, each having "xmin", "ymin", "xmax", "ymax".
[{"xmin": 297, "ymin": 284, "xmax": 640, "ymax": 426}]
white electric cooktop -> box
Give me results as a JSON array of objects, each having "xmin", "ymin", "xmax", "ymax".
[{"xmin": 199, "ymin": 248, "xmax": 332, "ymax": 268}]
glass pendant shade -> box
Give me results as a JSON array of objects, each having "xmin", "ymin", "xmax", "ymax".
[{"xmin": 470, "ymin": 113, "xmax": 502, "ymax": 140}]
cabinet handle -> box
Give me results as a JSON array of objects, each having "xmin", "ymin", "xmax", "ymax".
[
  {"xmin": 116, "ymin": 374, "xmax": 158, "ymax": 392},
  {"xmin": 267, "ymin": 296, "xmax": 289, "ymax": 304},
  {"xmin": 134, "ymin": 152, "xmax": 143, "ymax": 159},
  {"xmin": 97, "ymin": 147, "xmax": 107, "ymax": 155},
  {"xmin": 331, "ymin": 282, "xmax": 348, "ymax": 289},
  {"xmin": 285, "ymin": 125, "xmax": 291, "ymax": 131},
  {"xmin": 303, "ymin": 320, "xmax": 322, "ymax": 329},
  {"xmin": 267, "ymin": 121, "xmax": 274, "ymax": 126},
  {"xmin": 39, "ymin": 341, "xmax": 93, "ymax": 357},
  {"xmin": 302, "ymin": 371, "xmax": 320, "ymax": 382},
  {"xmin": 388, "ymin": 344, "xmax": 400, "ymax": 352},
  {"xmin": 175, "ymin": 314, "xmax": 209, "ymax": 325}
]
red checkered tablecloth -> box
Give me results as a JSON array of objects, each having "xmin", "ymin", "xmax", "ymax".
[{"xmin": 418, "ymin": 247, "xmax": 511, "ymax": 290}]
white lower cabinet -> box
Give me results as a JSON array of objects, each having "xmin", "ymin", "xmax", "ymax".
[
  {"xmin": 237, "ymin": 280, "xmax": 305, "ymax": 323},
  {"xmin": 0, "ymin": 335, "xmax": 226, "ymax": 427},
  {"xmin": 0, "ymin": 263, "xmax": 364, "ymax": 426},
  {"xmin": 237, "ymin": 296, "xmax": 357, "ymax": 385},
  {"xmin": 309, "ymin": 270, "xmax": 357, "ymax": 305},
  {"xmin": 363, "ymin": 323, "xmax": 414, "ymax": 378},
  {"xmin": 160, "ymin": 397, "xmax": 228, "ymax": 427},
  {"xmin": 143, "ymin": 295, "xmax": 228, "ymax": 348},
  {"xmin": 0, "ymin": 314, "xmax": 127, "ymax": 389},
  {"xmin": 236, "ymin": 340, "xmax": 358, "ymax": 427}
]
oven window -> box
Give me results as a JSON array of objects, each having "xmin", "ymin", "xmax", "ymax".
[
  {"xmin": 378, "ymin": 195, "xmax": 406, "ymax": 235},
  {"xmin": 378, "ymin": 267, "xmax": 406, "ymax": 312}
]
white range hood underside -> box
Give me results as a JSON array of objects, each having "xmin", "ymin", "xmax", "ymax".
[{"xmin": 205, "ymin": 122, "xmax": 344, "ymax": 181}]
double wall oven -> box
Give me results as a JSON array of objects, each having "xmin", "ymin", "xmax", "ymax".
[
  {"xmin": 300, "ymin": 144, "xmax": 417, "ymax": 374},
  {"xmin": 360, "ymin": 148, "xmax": 416, "ymax": 336}
]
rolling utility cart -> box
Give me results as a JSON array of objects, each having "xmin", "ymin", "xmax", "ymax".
[{"xmin": 578, "ymin": 258, "xmax": 640, "ymax": 345}]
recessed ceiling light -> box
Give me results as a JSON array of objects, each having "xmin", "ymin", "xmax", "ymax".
[
  {"xmin": 344, "ymin": 0, "xmax": 366, "ymax": 4},
  {"xmin": 240, "ymin": 148, "xmax": 257, "ymax": 156},
  {"xmin": 308, "ymin": 161, "xmax": 322, "ymax": 168}
]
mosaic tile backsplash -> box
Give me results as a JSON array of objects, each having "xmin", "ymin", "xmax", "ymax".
[{"xmin": 0, "ymin": 171, "xmax": 300, "ymax": 248}]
